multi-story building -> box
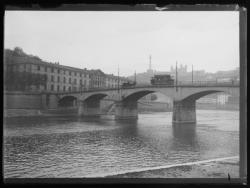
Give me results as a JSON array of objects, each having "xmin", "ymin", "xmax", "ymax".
[
  {"xmin": 89, "ymin": 69, "xmax": 106, "ymax": 89},
  {"xmin": 4, "ymin": 47, "xmax": 129, "ymax": 92},
  {"xmin": 105, "ymin": 74, "xmax": 128, "ymax": 89},
  {"xmin": 4, "ymin": 47, "xmax": 91, "ymax": 92},
  {"xmin": 88, "ymin": 70, "xmax": 129, "ymax": 89}
]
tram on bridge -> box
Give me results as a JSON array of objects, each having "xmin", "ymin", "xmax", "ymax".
[
  {"xmin": 121, "ymin": 81, "xmax": 136, "ymax": 88},
  {"xmin": 150, "ymin": 74, "xmax": 174, "ymax": 86}
]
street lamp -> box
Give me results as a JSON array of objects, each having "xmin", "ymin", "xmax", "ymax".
[
  {"xmin": 175, "ymin": 61, "xmax": 178, "ymax": 91},
  {"xmin": 192, "ymin": 64, "xmax": 193, "ymax": 84},
  {"xmin": 117, "ymin": 65, "xmax": 120, "ymax": 93}
]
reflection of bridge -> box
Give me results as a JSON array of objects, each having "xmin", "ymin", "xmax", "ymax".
[{"xmin": 42, "ymin": 83, "xmax": 239, "ymax": 124}]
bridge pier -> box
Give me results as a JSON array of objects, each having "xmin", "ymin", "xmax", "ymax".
[
  {"xmin": 172, "ymin": 100, "xmax": 196, "ymax": 124},
  {"xmin": 78, "ymin": 100, "xmax": 101, "ymax": 117},
  {"xmin": 41, "ymin": 94, "xmax": 48, "ymax": 109},
  {"xmin": 115, "ymin": 101, "xmax": 138, "ymax": 120},
  {"xmin": 48, "ymin": 94, "xmax": 58, "ymax": 109}
]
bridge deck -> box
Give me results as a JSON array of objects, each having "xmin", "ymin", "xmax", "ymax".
[{"xmin": 56, "ymin": 83, "xmax": 239, "ymax": 95}]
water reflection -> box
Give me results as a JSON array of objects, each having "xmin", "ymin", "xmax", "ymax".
[
  {"xmin": 172, "ymin": 123, "xmax": 197, "ymax": 146},
  {"xmin": 4, "ymin": 111, "xmax": 239, "ymax": 178}
]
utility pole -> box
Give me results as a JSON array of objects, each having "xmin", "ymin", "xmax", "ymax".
[
  {"xmin": 134, "ymin": 70, "xmax": 136, "ymax": 84},
  {"xmin": 192, "ymin": 64, "xmax": 193, "ymax": 84},
  {"xmin": 149, "ymin": 55, "xmax": 152, "ymax": 70},
  {"xmin": 117, "ymin": 64, "xmax": 120, "ymax": 93},
  {"xmin": 176, "ymin": 61, "xmax": 178, "ymax": 91}
]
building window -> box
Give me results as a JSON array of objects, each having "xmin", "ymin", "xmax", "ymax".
[
  {"xmin": 45, "ymin": 66, "xmax": 47, "ymax": 72},
  {"xmin": 51, "ymin": 84, "xmax": 54, "ymax": 91},
  {"xmin": 80, "ymin": 80, "xmax": 82, "ymax": 85},
  {"xmin": 75, "ymin": 72, "xmax": 77, "ymax": 76},
  {"xmin": 57, "ymin": 85, "xmax": 60, "ymax": 91},
  {"xmin": 58, "ymin": 76, "xmax": 60, "ymax": 82},
  {"xmin": 64, "ymin": 77, "xmax": 66, "ymax": 83},
  {"xmin": 64, "ymin": 70, "xmax": 66, "ymax": 74},
  {"xmin": 51, "ymin": 75, "xmax": 54, "ymax": 82},
  {"xmin": 44, "ymin": 84, "xmax": 47, "ymax": 91},
  {"xmin": 69, "ymin": 71, "xmax": 71, "ymax": 76},
  {"xmin": 63, "ymin": 86, "xmax": 66, "ymax": 91},
  {"xmin": 68, "ymin": 86, "xmax": 71, "ymax": 92},
  {"xmin": 74, "ymin": 79, "xmax": 77, "ymax": 84},
  {"xmin": 80, "ymin": 73, "xmax": 82, "ymax": 77},
  {"xmin": 69, "ymin": 78, "xmax": 71, "ymax": 84},
  {"xmin": 58, "ymin": 69, "xmax": 60, "ymax": 74},
  {"xmin": 51, "ymin": 67, "xmax": 54, "ymax": 73},
  {"xmin": 37, "ymin": 65, "xmax": 40, "ymax": 71}
]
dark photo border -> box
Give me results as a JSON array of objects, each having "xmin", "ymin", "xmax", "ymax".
[{"xmin": 1, "ymin": 2, "xmax": 247, "ymax": 186}]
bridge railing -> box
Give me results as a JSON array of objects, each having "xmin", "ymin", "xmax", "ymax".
[
  {"xmin": 177, "ymin": 80, "xmax": 239, "ymax": 87},
  {"xmin": 56, "ymin": 81, "xmax": 239, "ymax": 95}
]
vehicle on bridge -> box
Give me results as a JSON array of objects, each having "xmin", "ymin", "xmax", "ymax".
[
  {"xmin": 122, "ymin": 81, "xmax": 136, "ymax": 88},
  {"xmin": 151, "ymin": 74, "xmax": 174, "ymax": 86}
]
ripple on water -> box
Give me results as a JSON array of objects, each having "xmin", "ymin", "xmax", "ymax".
[{"xmin": 4, "ymin": 111, "xmax": 239, "ymax": 178}]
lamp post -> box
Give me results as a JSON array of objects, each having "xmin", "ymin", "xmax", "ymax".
[
  {"xmin": 175, "ymin": 61, "xmax": 178, "ymax": 91},
  {"xmin": 134, "ymin": 70, "xmax": 136, "ymax": 85},
  {"xmin": 192, "ymin": 64, "xmax": 193, "ymax": 84},
  {"xmin": 117, "ymin": 65, "xmax": 120, "ymax": 93}
]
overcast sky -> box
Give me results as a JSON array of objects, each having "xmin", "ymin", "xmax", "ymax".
[{"xmin": 5, "ymin": 11, "xmax": 239, "ymax": 77}]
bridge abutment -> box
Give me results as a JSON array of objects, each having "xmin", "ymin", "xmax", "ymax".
[
  {"xmin": 78, "ymin": 100, "xmax": 101, "ymax": 117},
  {"xmin": 172, "ymin": 100, "xmax": 196, "ymax": 124},
  {"xmin": 115, "ymin": 101, "xmax": 138, "ymax": 120}
]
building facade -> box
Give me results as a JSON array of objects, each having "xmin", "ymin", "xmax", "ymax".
[
  {"xmin": 4, "ymin": 47, "xmax": 129, "ymax": 92},
  {"xmin": 89, "ymin": 69, "xmax": 106, "ymax": 89},
  {"xmin": 105, "ymin": 74, "xmax": 128, "ymax": 89}
]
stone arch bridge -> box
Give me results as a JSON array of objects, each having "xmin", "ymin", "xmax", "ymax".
[{"xmin": 42, "ymin": 84, "xmax": 239, "ymax": 124}]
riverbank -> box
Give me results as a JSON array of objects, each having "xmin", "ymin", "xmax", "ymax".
[{"xmin": 106, "ymin": 157, "xmax": 239, "ymax": 178}]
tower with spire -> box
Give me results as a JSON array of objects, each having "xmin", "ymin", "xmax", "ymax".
[{"xmin": 147, "ymin": 55, "xmax": 154, "ymax": 75}]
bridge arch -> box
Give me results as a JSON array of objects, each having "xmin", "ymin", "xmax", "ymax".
[
  {"xmin": 83, "ymin": 93, "xmax": 108, "ymax": 102},
  {"xmin": 181, "ymin": 90, "xmax": 222, "ymax": 102},
  {"xmin": 58, "ymin": 95, "xmax": 77, "ymax": 107},
  {"xmin": 122, "ymin": 90, "xmax": 156, "ymax": 103},
  {"xmin": 78, "ymin": 93, "xmax": 108, "ymax": 117}
]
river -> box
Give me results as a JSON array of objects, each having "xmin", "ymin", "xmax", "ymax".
[{"xmin": 3, "ymin": 110, "xmax": 239, "ymax": 178}]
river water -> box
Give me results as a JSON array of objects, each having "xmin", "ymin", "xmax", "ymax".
[{"xmin": 3, "ymin": 110, "xmax": 239, "ymax": 178}]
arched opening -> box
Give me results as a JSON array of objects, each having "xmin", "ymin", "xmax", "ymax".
[
  {"xmin": 84, "ymin": 93, "xmax": 108, "ymax": 103},
  {"xmin": 84, "ymin": 94, "xmax": 107, "ymax": 107},
  {"xmin": 182, "ymin": 90, "xmax": 222, "ymax": 103},
  {"xmin": 191, "ymin": 90, "xmax": 239, "ymax": 111},
  {"xmin": 58, "ymin": 96, "xmax": 77, "ymax": 108},
  {"xmin": 78, "ymin": 94, "xmax": 108, "ymax": 117},
  {"xmin": 122, "ymin": 90, "xmax": 156, "ymax": 103},
  {"xmin": 122, "ymin": 90, "xmax": 174, "ymax": 112}
]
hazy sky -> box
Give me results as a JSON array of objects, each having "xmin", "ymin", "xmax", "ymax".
[{"xmin": 5, "ymin": 11, "xmax": 239, "ymax": 77}]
